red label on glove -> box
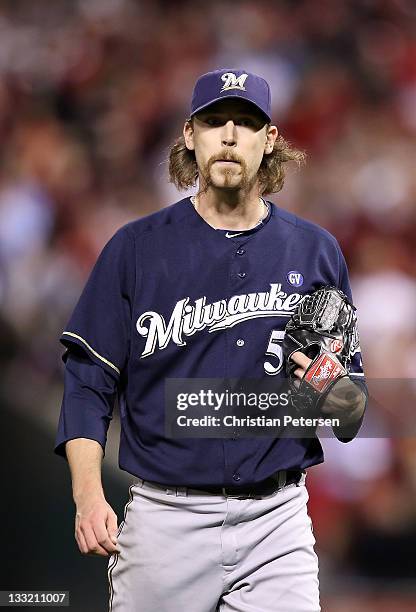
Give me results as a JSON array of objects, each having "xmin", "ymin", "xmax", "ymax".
[{"xmin": 304, "ymin": 353, "xmax": 345, "ymax": 393}]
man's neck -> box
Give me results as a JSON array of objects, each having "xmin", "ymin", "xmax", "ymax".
[{"xmin": 193, "ymin": 186, "xmax": 267, "ymax": 231}]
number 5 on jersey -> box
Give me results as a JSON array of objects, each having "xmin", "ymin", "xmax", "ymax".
[{"xmin": 264, "ymin": 330, "xmax": 285, "ymax": 375}]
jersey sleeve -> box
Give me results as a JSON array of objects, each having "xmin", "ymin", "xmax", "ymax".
[
  {"xmin": 60, "ymin": 226, "xmax": 136, "ymax": 378},
  {"xmin": 337, "ymin": 245, "xmax": 365, "ymax": 380},
  {"xmin": 334, "ymin": 243, "xmax": 368, "ymax": 441},
  {"xmin": 55, "ymin": 351, "xmax": 117, "ymax": 458}
]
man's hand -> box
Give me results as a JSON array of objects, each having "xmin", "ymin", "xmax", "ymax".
[
  {"xmin": 290, "ymin": 351, "xmax": 311, "ymax": 388},
  {"xmin": 290, "ymin": 351, "xmax": 366, "ymax": 426},
  {"xmin": 74, "ymin": 494, "xmax": 120, "ymax": 557}
]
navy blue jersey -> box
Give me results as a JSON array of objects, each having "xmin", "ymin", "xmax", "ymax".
[{"xmin": 55, "ymin": 198, "xmax": 366, "ymax": 486}]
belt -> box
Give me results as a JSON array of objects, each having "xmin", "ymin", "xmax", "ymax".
[{"xmin": 188, "ymin": 470, "xmax": 304, "ymax": 499}]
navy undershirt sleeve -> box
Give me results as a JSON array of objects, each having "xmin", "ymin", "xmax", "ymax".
[{"xmin": 54, "ymin": 350, "xmax": 118, "ymax": 459}]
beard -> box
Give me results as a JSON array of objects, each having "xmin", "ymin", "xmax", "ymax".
[{"xmin": 198, "ymin": 150, "xmax": 254, "ymax": 195}]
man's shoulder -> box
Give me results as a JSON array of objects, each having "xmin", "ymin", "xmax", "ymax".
[
  {"xmin": 121, "ymin": 198, "xmax": 191, "ymax": 239},
  {"xmin": 270, "ymin": 203, "xmax": 340, "ymax": 249}
]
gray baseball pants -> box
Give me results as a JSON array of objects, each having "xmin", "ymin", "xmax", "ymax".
[{"xmin": 108, "ymin": 473, "xmax": 320, "ymax": 612}]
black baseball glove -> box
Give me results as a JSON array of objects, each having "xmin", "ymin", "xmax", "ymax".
[{"xmin": 283, "ymin": 286, "xmax": 359, "ymax": 412}]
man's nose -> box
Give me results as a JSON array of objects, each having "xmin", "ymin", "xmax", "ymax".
[{"xmin": 221, "ymin": 120, "xmax": 237, "ymax": 146}]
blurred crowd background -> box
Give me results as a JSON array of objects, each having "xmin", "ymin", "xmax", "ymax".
[{"xmin": 1, "ymin": 0, "xmax": 416, "ymax": 610}]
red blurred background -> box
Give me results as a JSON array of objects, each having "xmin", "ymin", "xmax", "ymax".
[{"xmin": 1, "ymin": 1, "xmax": 415, "ymax": 610}]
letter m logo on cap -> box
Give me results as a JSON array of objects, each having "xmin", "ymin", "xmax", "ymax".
[{"xmin": 220, "ymin": 72, "xmax": 248, "ymax": 92}]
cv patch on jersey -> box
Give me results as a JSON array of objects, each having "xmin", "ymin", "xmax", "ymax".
[
  {"xmin": 287, "ymin": 271, "xmax": 304, "ymax": 287},
  {"xmin": 221, "ymin": 72, "xmax": 248, "ymax": 92}
]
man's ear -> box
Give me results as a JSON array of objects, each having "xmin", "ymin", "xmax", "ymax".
[
  {"xmin": 264, "ymin": 125, "xmax": 278, "ymax": 154},
  {"xmin": 183, "ymin": 119, "xmax": 195, "ymax": 151}
]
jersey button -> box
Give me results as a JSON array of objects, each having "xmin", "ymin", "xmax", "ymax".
[
  {"xmin": 238, "ymin": 272, "xmax": 246, "ymax": 278},
  {"xmin": 236, "ymin": 339, "xmax": 245, "ymax": 347},
  {"xmin": 236, "ymin": 248, "xmax": 245, "ymax": 256},
  {"xmin": 233, "ymin": 473, "xmax": 241, "ymax": 482}
]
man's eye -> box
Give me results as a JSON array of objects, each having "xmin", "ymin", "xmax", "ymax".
[
  {"xmin": 237, "ymin": 118, "xmax": 254, "ymax": 127},
  {"xmin": 206, "ymin": 117, "xmax": 222, "ymax": 126}
]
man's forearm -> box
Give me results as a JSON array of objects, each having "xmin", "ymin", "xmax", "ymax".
[
  {"xmin": 323, "ymin": 379, "xmax": 367, "ymax": 441},
  {"xmin": 65, "ymin": 438, "xmax": 119, "ymax": 556},
  {"xmin": 66, "ymin": 438, "xmax": 105, "ymax": 503}
]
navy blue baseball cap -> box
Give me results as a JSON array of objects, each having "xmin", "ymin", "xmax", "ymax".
[{"xmin": 190, "ymin": 69, "xmax": 272, "ymax": 122}]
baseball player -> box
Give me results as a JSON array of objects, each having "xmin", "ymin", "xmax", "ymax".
[{"xmin": 55, "ymin": 69, "xmax": 367, "ymax": 611}]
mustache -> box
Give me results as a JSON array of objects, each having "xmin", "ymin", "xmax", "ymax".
[
  {"xmin": 205, "ymin": 151, "xmax": 246, "ymax": 176},
  {"xmin": 208, "ymin": 151, "xmax": 243, "ymax": 166}
]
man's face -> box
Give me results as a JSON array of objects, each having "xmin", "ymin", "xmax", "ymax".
[{"xmin": 184, "ymin": 99, "xmax": 277, "ymax": 193}]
